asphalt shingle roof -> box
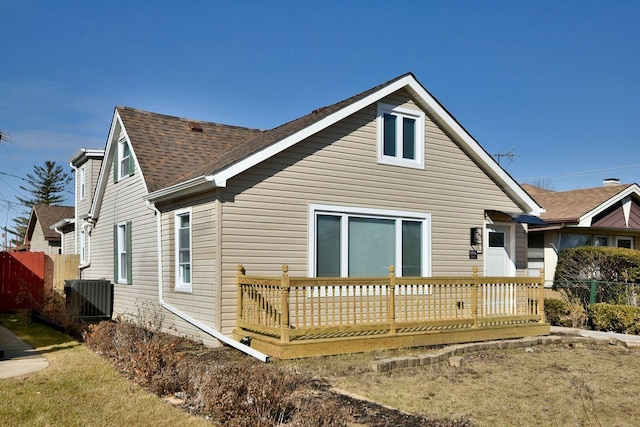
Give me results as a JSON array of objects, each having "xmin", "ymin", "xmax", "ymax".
[
  {"xmin": 30, "ymin": 205, "xmax": 75, "ymax": 240},
  {"xmin": 521, "ymin": 183, "xmax": 633, "ymax": 223},
  {"xmin": 117, "ymin": 73, "xmax": 414, "ymax": 194}
]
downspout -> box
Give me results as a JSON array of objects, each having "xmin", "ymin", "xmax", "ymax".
[
  {"xmin": 53, "ymin": 226, "xmax": 64, "ymax": 254},
  {"xmin": 146, "ymin": 201, "xmax": 269, "ymax": 362},
  {"xmin": 69, "ymin": 162, "xmax": 78, "ymax": 255}
]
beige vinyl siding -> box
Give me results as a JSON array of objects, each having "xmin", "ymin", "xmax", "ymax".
[
  {"xmin": 159, "ymin": 193, "xmax": 218, "ymax": 335},
  {"xmin": 216, "ymin": 89, "xmax": 527, "ymax": 334},
  {"xmin": 29, "ymin": 222, "xmax": 59, "ymax": 254},
  {"xmin": 81, "ymin": 147, "xmax": 158, "ymax": 319},
  {"xmin": 75, "ymin": 158, "xmax": 103, "ymax": 255},
  {"xmin": 62, "ymin": 229, "xmax": 74, "ymax": 254}
]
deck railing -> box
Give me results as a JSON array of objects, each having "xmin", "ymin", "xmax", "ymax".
[{"xmin": 236, "ymin": 265, "xmax": 545, "ymax": 343}]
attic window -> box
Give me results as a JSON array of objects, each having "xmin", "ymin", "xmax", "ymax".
[
  {"xmin": 189, "ymin": 122, "xmax": 203, "ymax": 132},
  {"xmin": 376, "ymin": 103, "xmax": 425, "ymax": 170}
]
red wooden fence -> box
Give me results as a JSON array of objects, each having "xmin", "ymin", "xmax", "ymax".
[{"xmin": 0, "ymin": 251, "xmax": 46, "ymax": 312}]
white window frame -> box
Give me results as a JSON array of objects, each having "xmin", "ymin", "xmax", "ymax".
[
  {"xmin": 377, "ymin": 103, "xmax": 425, "ymax": 169},
  {"xmin": 308, "ymin": 203, "xmax": 431, "ymax": 278},
  {"xmin": 616, "ymin": 236, "xmax": 634, "ymax": 249},
  {"xmin": 118, "ymin": 139, "xmax": 131, "ymax": 180},
  {"xmin": 79, "ymin": 228, "xmax": 86, "ymax": 264},
  {"xmin": 174, "ymin": 208, "xmax": 193, "ymax": 293},
  {"xmin": 79, "ymin": 166, "xmax": 86, "ymax": 200},
  {"xmin": 117, "ymin": 222, "xmax": 128, "ymax": 284}
]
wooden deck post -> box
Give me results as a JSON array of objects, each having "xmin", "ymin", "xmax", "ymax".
[
  {"xmin": 538, "ymin": 268, "xmax": 545, "ymax": 323},
  {"xmin": 280, "ymin": 265, "xmax": 290, "ymax": 343},
  {"xmin": 388, "ymin": 265, "xmax": 396, "ymax": 335},
  {"xmin": 472, "ymin": 266, "xmax": 479, "ymax": 328},
  {"xmin": 236, "ymin": 265, "xmax": 245, "ymax": 323}
]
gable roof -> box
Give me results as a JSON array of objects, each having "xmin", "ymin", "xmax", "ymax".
[
  {"xmin": 522, "ymin": 183, "xmax": 640, "ymax": 225},
  {"xmin": 25, "ymin": 205, "xmax": 75, "ymax": 243},
  {"xmin": 90, "ymin": 73, "xmax": 542, "ymax": 218}
]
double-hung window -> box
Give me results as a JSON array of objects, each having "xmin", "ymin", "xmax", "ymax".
[
  {"xmin": 175, "ymin": 209, "xmax": 192, "ymax": 293},
  {"xmin": 114, "ymin": 137, "xmax": 134, "ymax": 182},
  {"xmin": 377, "ymin": 103, "xmax": 425, "ymax": 169},
  {"xmin": 310, "ymin": 204, "xmax": 431, "ymax": 277},
  {"xmin": 114, "ymin": 222, "xmax": 132, "ymax": 285}
]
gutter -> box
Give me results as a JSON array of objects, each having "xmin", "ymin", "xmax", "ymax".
[{"xmin": 146, "ymin": 201, "xmax": 269, "ymax": 362}]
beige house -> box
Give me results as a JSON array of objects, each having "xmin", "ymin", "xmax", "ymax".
[
  {"xmin": 77, "ymin": 73, "xmax": 543, "ymax": 351},
  {"xmin": 523, "ymin": 180, "xmax": 640, "ymax": 285},
  {"xmin": 25, "ymin": 204, "xmax": 75, "ymax": 255}
]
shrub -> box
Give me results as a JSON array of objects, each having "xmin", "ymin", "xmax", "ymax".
[
  {"xmin": 33, "ymin": 289, "xmax": 88, "ymax": 339},
  {"xmin": 544, "ymin": 298, "xmax": 567, "ymax": 326},
  {"xmin": 555, "ymin": 246, "xmax": 640, "ymax": 284},
  {"xmin": 84, "ymin": 313, "xmax": 351, "ymax": 426},
  {"xmin": 589, "ymin": 303, "xmax": 640, "ymax": 334}
]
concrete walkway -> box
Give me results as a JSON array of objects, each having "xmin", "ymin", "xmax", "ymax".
[
  {"xmin": 551, "ymin": 325, "xmax": 640, "ymax": 348},
  {"xmin": 0, "ymin": 324, "xmax": 48, "ymax": 379},
  {"xmin": 372, "ymin": 327, "xmax": 640, "ymax": 372}
]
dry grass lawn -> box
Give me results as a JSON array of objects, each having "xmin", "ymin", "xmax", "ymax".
[
  {"xmin": 0, "ymin": 315, "xmax": 209, "ymax": 427},
  {"xmin": 282, "ymin": 343, "xmax": 640, "ymax": 426}
]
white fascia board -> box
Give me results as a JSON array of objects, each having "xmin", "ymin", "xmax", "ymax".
[
  {"xmin": 206, "ymin": 74, "xmax": 541, "ymax": 216},
  {"xmin": 206, "ymin": 75, "xmax": 417, "ymax": 188},
  {"xmin": 403, "ymin": 84, "xmax": 542, "ymax": 216},
  {"xmin": 145, "ymin": 176, "xmax": 213, "ymax": 202},
  {"xmin": 578, "ymin": 184, "xmax": 640, "ymax": 226},
  {"xmin": 68, "ymin": 148, "xmax": 106, "ymax": 166},
  {"xmin": 89, "ymin": 109, "xmax": 150, "ymax": 220},
  {"xmin": 88, "ymin": 111, "xmax": 120, "ymax": 220}
]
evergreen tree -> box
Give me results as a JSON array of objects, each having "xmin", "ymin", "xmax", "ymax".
[{"xmin": 10, "ymin": 161, "xmax": 72, "ymax": 246}]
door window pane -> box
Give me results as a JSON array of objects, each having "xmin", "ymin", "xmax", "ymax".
[
  {"xmin": 402, "ymin": 220, "xmax": 422, "ymax": 276},
  {"xmin": 348, "ymin": 217, "xmax": 394, "ymax": 277},
  {"xmin": 317, "ymin": 215, "xmax": 341, "ymax": 276},
  {"xmin": 489, "ymin": 232, "xmax": 505, "ymax": 248}
]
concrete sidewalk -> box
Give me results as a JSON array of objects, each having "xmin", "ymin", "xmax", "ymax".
[
  {"xmin": 551, "ymin": 325, "xmax": 640, "ymax": 348},
  {"xmin": 0, "ymin": 324, "xmax": 48, "ymax": 379}
]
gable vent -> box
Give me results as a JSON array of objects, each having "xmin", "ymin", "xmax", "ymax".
[{"xmin": 189, "ymin": 122, "xmax": 203, "ymax": 132}]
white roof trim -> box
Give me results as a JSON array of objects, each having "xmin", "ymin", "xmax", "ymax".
[
  {"xmin": 578, "ymin": 184, "xmax": 640, "ymax": 227},
  {"xmin": 205, "ymin": 74, "xmax": 541, "ymax": 215},
  {"xmin": 145, "ymin": 176, "xmax": 213, "ymax": 202},
  {"xmin": 89, "ymin": 109, "xmax": 150, "ymax": 220}
]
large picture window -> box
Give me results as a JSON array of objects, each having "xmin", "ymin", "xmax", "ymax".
[
  {"xmin": 310, "ymin": 204, "xmax": 430, "ymax": 277},
  {"xmin": 175, "ymin": 209, "xmax": 192, "ymax": 292},
  {"xmin": 377, "ymin": 103, "xmax": 425, "ymax": 169}
]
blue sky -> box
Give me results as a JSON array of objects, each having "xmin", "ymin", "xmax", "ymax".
[{"xmin": 2, "ymin": 1, "xmax": 640, "ymax": 237}]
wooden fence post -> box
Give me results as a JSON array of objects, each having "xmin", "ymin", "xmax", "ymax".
[
  {"xmin": 236, "ymin": 264, "xmax": 245, "ymax": 323},
  {"xmin": 538, "ymin": 268, "xmax": 545, "ymax": 323},
  {"xmin": 388, "ymin": 265, "xmax": 396, "ymax": 335},
  {"xmin": 281, "ymin": 265, "xmax": 290, "ymax": 343},
  {"xmin": 472, "ymin": 266, "xmax": 479, "ymax": 328}
]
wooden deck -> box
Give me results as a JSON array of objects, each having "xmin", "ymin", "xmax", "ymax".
[{"xmin": 233, "ymin": 265, "xmax": 549, "ymax": 359}]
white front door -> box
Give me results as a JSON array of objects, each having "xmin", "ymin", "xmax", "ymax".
[{"xmin": 486, "ymin": 225, "xmax": 515, "ymax": 276}]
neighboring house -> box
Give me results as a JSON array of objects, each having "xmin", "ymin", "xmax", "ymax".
[
  {"xmin": 68, "ymin": 148, "xmax": 104, "ymax": 265},
  {"xmin": 76, "ymin": 73, "xmax": 542, "ymax": 347},
  {"xmin": 523, "ymin": 179, "xmax": 640, "ymax": 285},
  {"xmin": 25, "ymin": 204, "xmax": 75, "ymax": 255}
]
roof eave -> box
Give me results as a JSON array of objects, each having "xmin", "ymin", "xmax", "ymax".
[
  {"xmin": 204, "ymin": 74, "xmax": 541, "ymax": 215},
  {"xmin": 145, "ymin": 176, "xmax": 216, "ymax": 203}
]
